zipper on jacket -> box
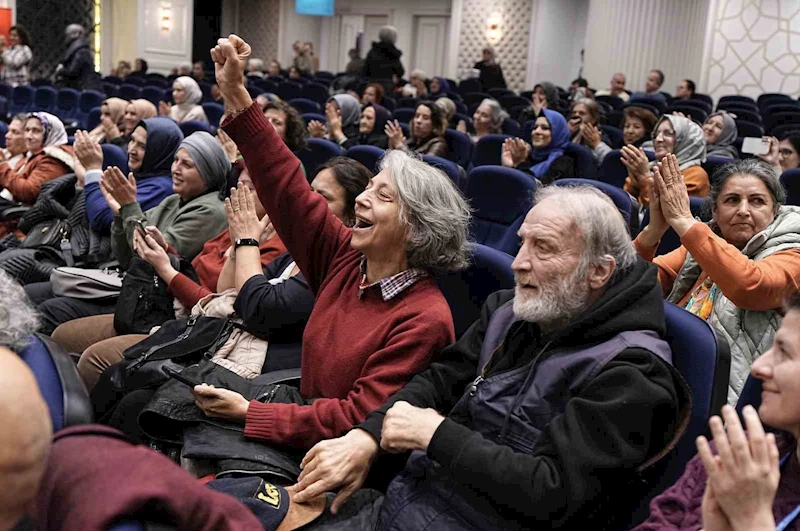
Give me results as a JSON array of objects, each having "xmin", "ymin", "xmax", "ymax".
[
  {"xmin": 255, "ymin": 385, "xmax": 281, "ymax": 403},
  {"xmin": 128, "ymin": 316, "xmax": 199, "ymax": 371},
  {"xmin": 469, "ymin": 376, "xmax": 483, "ymax": 396}
]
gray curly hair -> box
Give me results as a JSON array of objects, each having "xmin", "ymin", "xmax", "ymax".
[
  {"xmin": 0, "ymin": 269, "xmax": 39, "ymax": 351},
  {"xmin": 380, "ymin": 149, "xmax": 472, "ymax": 272}
]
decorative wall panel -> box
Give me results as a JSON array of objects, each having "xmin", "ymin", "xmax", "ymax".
[
  {"xmin": 703, "ymin": 0, "xmax": 800, "ymax": 100},
  {"xmin": 238, "ymin": 0, "xmax": 280, "ymax": 64},
  {"xmin": 17, "ymin": 0, "xmax": 95, "ymax": 79},
  {"xmin": 456, "ymin": 0, "xmax": 532, "ymax": 91}
]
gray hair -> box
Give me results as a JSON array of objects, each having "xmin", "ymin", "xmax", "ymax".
[
  {"xmin": 479, "ymin": 98, "xmax": 509, "ymax": 132},
  {"xmin": 378, "ymin": 25, "xmax": 398, "ymax": 44},
  {"xmin": 0, "ymin": 270, "xmax": 39, "ymax": 351},
  {"xmin": 248, "ymin": 58, "xmax": 265, "ymax": 72},
  {"xmin": 709, "ymin": 158, "xmax": 785, "ymax": 216},
  {"xmin": 435, "ymin": 97, "xmax": 456, "ymax": 121},
  {"xmin": 411, "ymin": 69, "xmax": 427, "ymax": 80},
  {"xmin": 65, "ymin": 24, "xmax": 85, "ymax": 40},
  {"xmin": 380, "ymin": 149, "xmax": 471, "ymax": 272},
  {"xmin": 535, "ymin": 185, "xmax": 637, "ymax": 278}
]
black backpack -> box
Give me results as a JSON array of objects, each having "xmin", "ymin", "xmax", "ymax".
[{"xmin": 113, "ymin": 255, "xmax": 199, "ymax": 335}]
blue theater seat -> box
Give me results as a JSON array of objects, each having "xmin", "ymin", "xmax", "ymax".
[
  {"xmin": 296, "ymin": 138, "xmax": 341, "ymax": 180},
  {"xmin": 345, "ymin": 145, "xmax": 385, "ymax": 174}
]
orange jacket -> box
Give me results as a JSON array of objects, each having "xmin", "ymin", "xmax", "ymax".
[
  {"xmin": 625, "ymin": 165, "xmax": 710, "ymax": 206},
  {"xmin": 0, "ymin": 146, "xmax": 74, "ymax": 204}
]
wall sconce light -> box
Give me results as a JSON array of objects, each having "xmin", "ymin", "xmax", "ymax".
[
  {"xmin": 486, "ymin": 11, "xmax": 503, "ymax": 45},
  {"xmin": 160, "ymin": 3, "xmax": 172, "ymax": 32}
]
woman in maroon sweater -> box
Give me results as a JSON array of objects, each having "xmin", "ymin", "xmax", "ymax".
[
  {"xmin": 191, "ymin": 35, "xmax": 471, "ymax": 450},
  {"xmin": 635, "ymin": 292, "xmax": 800, "ymax": 531}
]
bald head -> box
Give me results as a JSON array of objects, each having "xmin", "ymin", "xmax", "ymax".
[
  {"xmin": 65, "ymin": 24, "xmax": 85, "ymax": 42},
  {"xmin": 0, "ymin": 347, "xmax": 52, "ymax": 531}
]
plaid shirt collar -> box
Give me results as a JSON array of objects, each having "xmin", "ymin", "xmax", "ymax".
[{"xmin": 358, "ymin": 257, "xmax": 428, "ymax": 301}]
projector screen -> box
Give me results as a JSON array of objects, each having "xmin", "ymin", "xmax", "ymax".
[{"xmin": 295, "ymin": 0, "xmax": 334, "ymax": 16}]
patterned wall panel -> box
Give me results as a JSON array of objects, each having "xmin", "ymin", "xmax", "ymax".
[
  {"xmin": 17, "ymin": 0, "xmax": 96, "ymax": 79},
  {"xmin": 238, "ymin": 0, "xmax": 281, "ymax": 64},
  {"xmin": 704, "ymin": 0, "xmax": 800, "ymax": 100},
  {"xmin": 457, "ymin": 0, "xmax": 532, "ymax": 91}
]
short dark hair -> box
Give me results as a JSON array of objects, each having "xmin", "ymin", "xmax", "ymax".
[
  {"xmin": 782, "ymin": 134, "xmax": 800, "ymax": 167},
  {"xmin": 651, "ymin": 69, "xmax": 665, "ymax": 86},
  {"xmin": 265, "ymin": 100, "xmax": 307, "ymax": 153},
  {"xmin": 136, "ymin": 58, "xmax": 148, "ymax": 73},
  {"xmin": 708, "ymin": 159, "xmax": 785, "ymax": 216},
  {"xmin": 9, "ymin": 25, "xmax": 31, "ymax": 47},
  {"xmin": 572, "ymin": 77, "xmax": 588, "ymax": 88},
  {"xmin": 316, "ymin": 157, "xmax": 372, "ymax": 226},
  {"xmin": 364, "ymin": 83, "xmax": 384, "ymax": 104},
  {"xmin": 411, "ymin": 101, "xmax": 446, "ymax": 138},
  {"xmin": 623, "ymin": 106, "xmax": 658, "ymax": 134},
  {"xmin": 684, "ymin": 79, "xmax": 696, "ymax": 95}
]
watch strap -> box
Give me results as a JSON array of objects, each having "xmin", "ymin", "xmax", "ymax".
[{"xmin": 234, "ymin": 238, "xmax": 259, "ymax": 249}]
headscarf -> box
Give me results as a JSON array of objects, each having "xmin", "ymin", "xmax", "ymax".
[
  {"xmin": 329, "ymin": 94, "xmax": 361, "ymax": 128},
  {"xmin": 360, "ymin": 103, "xmax": 391, "ymax": 143},
  {"xmin": 135, "ymin": 117, "xmax": 184, "ymax": 179},
  {"xmin": 27, "ymin": 112, "xmax": 67, "ymax": 152},
  {"xmin": 529, "ymin": 109, "xmax": 570, "ymax": 179},
  {"xmin": 431, "ymin": 77, "xmax": 450, "ymax": 96},
  {"xmin": 652, "ymin": 115, "xmax": 706, "ymax": 170},
  {"xmin": 704, "ymin": 111, "xmax": 738, "ymax": 159},
  {"xmin": 172, "ymin": 76, "xmax": 203, "ymax": 122},
  {"xmin": 534, "ymin": 82, "xmax": 560, "ymax": 111},
  {"xmin": 131, "ymin": 99, "xmax": 157, "ymax": 120},
  {"xmin": 89, "ymin": 97, "xmax": 128, "ymax": 142},
  {"xmin": 178, "ymin": 131, "xmax": 231, "ymax": 196}
]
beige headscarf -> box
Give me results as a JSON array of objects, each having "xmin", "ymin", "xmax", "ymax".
[
  {"xmin": 124, "ymin": 99, "xmax": 157, "ymax": 135},
  {"xmin": 88, "ymin": 97, "xmax": 128, "ymax": 142}
]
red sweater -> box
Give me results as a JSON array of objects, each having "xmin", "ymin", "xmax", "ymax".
[
  {"xmin": 167, "ymin": 229, "xmax": 287, "ymax": 309},
  {"xmin": 223, "ymin": 104, "xmax": 455, "ymax": 449}
]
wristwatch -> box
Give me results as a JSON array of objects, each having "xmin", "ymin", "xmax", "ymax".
[{"xmin": 234, "ymin": 238, "xmax": 259, "ymax": 249}]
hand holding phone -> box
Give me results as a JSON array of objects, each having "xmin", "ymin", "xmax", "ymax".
[
  {"xmin": 133, "ymin": 218, "xmax": 148, "ymax": 238},
  {"xmin": 162, "ymin": 365, "xmax": 203, "ymax": 388},
  {"xmin": 741, "ymin": 137, "xmax": 771, "ymax": 156}
]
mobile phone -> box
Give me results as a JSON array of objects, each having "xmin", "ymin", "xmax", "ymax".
[
  {"xmin": 741, "ymin": 137, "xmax": 770, "ymax": 156},
  {"xmin": 162, "ymin": 365, "xmax": 203, "ymax": 388},
  {"xmin": 133, "ymin": 218, "xmax": 148, "ymax": 237}
]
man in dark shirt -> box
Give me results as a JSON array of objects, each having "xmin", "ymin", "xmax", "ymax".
[{"xmin": 289, "ymin": 185, "xmax": 691, "ymax": 530}]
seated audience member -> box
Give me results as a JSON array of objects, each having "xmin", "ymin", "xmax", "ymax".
[
  {"xmin": 518, "ymin": 81, "xmax": 562, "ymax": 124},
  {"xmin": 635, "ymin": 157, "xmax": 800, "ymax": 403},
  {"xmin": 623, "ymin": 114, "xmax": 709, "ymax": 206},
  {"xmin": 289, "ymin": 184, "xmax": 690, "ymax": 530},
  {"xmin": 435, "ymin": 97, "xmax": 458, "ymax": 130},
  {"xmin": 631, "ymin": 69, "xmax": 667, "ymax": 105},
  {"xmin": 128, "ymin": 57, "xmax": 148, "ymax": 78},
  {"xmin": 263, "ymin": 100, "xmax": 307, "ymax": 153},
  {"xmin": 288, "ymin": 66, "xmax": 303, "ymax": 81},
  {"xmin": 703, "ymin": 111, "xmax": 739, "ymax": 159},
  {"xmin": 112, "ymin": 60, "xmax": 131, "ymax": 79},
  {"xmin": 0, "ymin": 112, "xmax": 74, "ymax": 206},
  {"xmin": 458, "ymin": 98, "xmax": 507, "ymax": 142},
  {"xmin": 622, "ymin": 106, "xmax": 658, "ymax": 148},
  {"xmin": 568, "ymin": 97, "xmax": 613, "ymax": 163},
  {"xmin": 345, "ymin": 48, "xmax": 363, "ymax": 75},
  {"xmin": 309, "ymin": 94, "xmax": 362, "ymax": 147},
  {"xmin": 635, "ymin": 292, "xmax": 800, "ymax": 531},
  {"xmin": 401, "ymin": 69, "xmax": 428, "ymax": 98},
  {"xmin": 361, "ymin": 83, "xmax": 384, "ymax": 106},
  {"xmin": 386, "ymin": 101, "xmax": 448, "ymax": 157},
  {"xmin": 88, "ymin": 97, "xmax": 128, "ymax": 144},
  {"xmin": 160, "ymin": 76, "xmax": 209, "ymax": 124},
  {"xmin": 594, "ymin": 72, "xmax": 630, "ymax": 102},
  {"xmin": 246, "ymin": 58, "xmax": 265, "ymax": 78},
  {"xmin": 0, "ymin": 342, "xmax": 52, "ymax": 531},
  {"xmin": 2, "ymin": 114, "xmax": 27, "ymax": 169},
  {"xmin": 760, "ymin": 134, "xmax": 800, "ymax": 176},
  {"xmin": 363, "ymin": 26, "xmax": 405, "ymax": 97},
  {"xmin": 502, "ymin": 109, "xmax": 575, "ymax": 184},
  {"xmin": 267, "ymin": 59, "xmax": 282, "ymax": 78},
  {"xmin": 429, "ymin": 76, "xmax": 450, "ymax": 98},
  {"xmin": 339, "ymin": 103, "xmax": 390, "ymax": 150},
  {"xmin": 568, "ymin": 77, "xmax": 590, "ymax": 101},
  {"xmin": 674, "ymin": 78, "xmax": 695, "ymax": 101},
  {"xmin": 103, "ymin": 99, "xmax": 157, "ymax": 150},
  {"xmin": 192, "ymin": 61, "xmax": 207, "ymax": 82},
  {"xmin": 474, "ymin": 46, "xmax": 507, "ymax": 90},
  {"xmin": 186, "ymin": 35, "xmax": 471, "ymax": 451},
  {"xmin": 211, "ymin": 83, "xmax": 224, "ymax": 104}
]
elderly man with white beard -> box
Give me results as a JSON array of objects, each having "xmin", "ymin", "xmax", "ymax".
[{"xmin": 285, "ymin": 185, "xmax": 692, "ymax": 531}]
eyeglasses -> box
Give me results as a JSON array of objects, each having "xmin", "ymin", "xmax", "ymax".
[{"xmin": 655, "ymin": 129, "xmax": 676, "ymax": 140}]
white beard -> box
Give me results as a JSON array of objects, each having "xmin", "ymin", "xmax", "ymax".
[{"xmin": 513, "ymin": 265, "xmax": 591, "ymax": 327}]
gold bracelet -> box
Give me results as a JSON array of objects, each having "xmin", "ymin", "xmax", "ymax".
[{"xmin": 226, "ymin": 105, "xmax": 250, "ymax": 121}]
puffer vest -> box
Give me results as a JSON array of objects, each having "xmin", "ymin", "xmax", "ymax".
[{"xmin": 376, "ymin": 300, "xmax": 673, "ymax": 531}]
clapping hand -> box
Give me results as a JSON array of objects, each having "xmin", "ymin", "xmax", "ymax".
[
  {"xmin": 532, "ymin": 92, "xmax": 547, "ymax": 114},
  {"xmin": 307, "ymin": 120, "xmax": 326, "ymax": 139},
  {"xmin": 216, "ymin": 128, "xmax": 239, "ymax": 163},
  {"xmin": 225, "ymin": 182, "xmax": 267, "ymax": 242},
  {"xmin": 501, "ymin": 138, "xmax": 530, "ymax": 168},
  {"xmin": 73, "ymin": 130, "xmax": 104, "ymax": 172},
  {"xmin": 158, "ymin": 100, "xmax": 171, "ymax": 117},
  {"xmin": 697, "ymin": 405, "xmax": 779, "ymax": 531},
  {"xmin": 326, "ymin": 103, "xmax": 344, "ymax": 140},
  {"xmin": 102, "ymin": 116, "xmax": 121, "ymax": 140},
  {"xmin": 620, "ymin": 144, "xmax": 651, "ymax": 189},
  {"xmin": 582, "ymin": 123, "xmax": 601, "ymax": 149},
  {"xmin": 652, "ymin": 153, "xmax": 695, "ymax": 236},
  {"xmin": 99, "ymin": 167, "xmax": 137, "ymax": 216},
  {"xmin": 385, "ymin": 120, "xmax": 406, "ymax": 149}
]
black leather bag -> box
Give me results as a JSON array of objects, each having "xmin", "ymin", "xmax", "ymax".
[
  {"xmin": 113, "ymin": 255, "xmax": 198, "ymax": 335},
  {"xmin": 20, "ymin": 219, "xmax": 71, "ymax": 249}
]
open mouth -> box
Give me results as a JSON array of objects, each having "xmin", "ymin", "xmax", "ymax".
[{"xmin": 354, "ymin": 216, "xmax": 373, "ymax": 230}]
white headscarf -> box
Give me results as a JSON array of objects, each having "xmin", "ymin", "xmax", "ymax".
[
  {"xmin": 27, "ymin": 112, "xmax": 68, "ymax": 151},
  {"xmin": 172, "ymin": 76, "xmax": 203, "ymax": 122},
  {"xmin": 651, "ymin": 114, "xmax": 707, "ymax": 171}
]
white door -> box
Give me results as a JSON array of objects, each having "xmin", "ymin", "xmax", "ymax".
[
  {"xmin": 363, "ymin": 15, "xmax": 388, "ymax": 53},
  {"xmin": 411, "ymin": 16, "xmax": 449, "ymax": 78},
  {"xmin": 336, "ymin": 15, "xmax": 365, "ymax": 73}
]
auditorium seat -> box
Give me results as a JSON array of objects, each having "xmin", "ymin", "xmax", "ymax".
[
  {"xmin": 694, "ymin": 93, "xmax": 713, "ymax": 107},
  {"xmin": 102, "ymin": 144, "xmax": 129, "ymax": 173},
  {"xmin": 718, "ymin": 98, "xmax": 758, "ymax": 113},
  {"xmin": 30, "ymin": 78, "xmax": 52, "ymax": 87},
  {"xmin": 86, "ymin": 107, "xmax": 101, "ymax": 131},
  {"xmin": 198, "ymin": 81, "xmax": 212, "ymax": 103},
  {"xmin": 624, "ymin": 302, "xmax": 730, "ymax": 528},
  {"xmin": 781, "ymin": 169, "xmax": 800, "ymax": 206},
  {"xmin": 276, "ymin": 81, "xmax": 302, "ymax": 101},
  {"xmin": 75, "ymin": 90, "xmax": 105, "ymax": 128},
  {"xmin": 599, "ymin": 152, "xmax": 629, "ymax": 192},
  {"xmin": 508, "ymin": 104, "xmax": 528, "ymax": 122},
  {"xmin": 245, "ymin": 84, "xmax": 262, "ymax": 100},
  {"xmin": 735, "ymin": 120, "xmax": 764, "ymax": 138},
  {"xmin": 554, "ymin": 177, "xmax": 634, "ymax": 225},
  {"xmin": 0, "ymin": 120, "xmax": 7, "ymax": 147},
  {"xmin": 772, "ymin": 124, "xmax": 800, "ymax": 139},
  {"xmin": 436, "ymin": 243, "xmax": 515, "ymax": 338},
  {"xmin": 757, "ymin": 93, "xmax": 794, "ymax": 110},
  {"xmin": 345, "ymin": 145, "xmax": 384, "ymax": 174},
  {"xmin": 422, "ymin": 154, "xmax": 464, "ymax": 191},
  {"xmin": 102, "ymin": 75, "xmax": 123, "ymax": 85},
  {"xmin": 444, "ymin": 129, "xmax": 472, "ymax": 169},
  {"xmin": 501, "ymin": 117, "xmax": 521, "ymax": 137},
  {"xmin": 396, "ymin": 97, "xmax": 418, "ymax": 109},
  {"xmin": 54, "ymin": 88, "xmax": 80, "ymax": 122},
  {"xmin": 393, "ymin": 107, "xmax": 415, "ymax": 124},
  {"xmin": 102, "ymin": 83, "xmax": 119, "ymax": 98},
  {"xmin": 123, "ymin": 76, "xmax": 145, "ymax": 87},
  {"xmin": 33, "ymin": 86, "xmax": 58, "ymax": 114},
  {"xmin": 141, "ymin": 86, "xmax": 165, "ymax": 107},
  {"xmin": 289, "ymin": 98, "xmax": 321, "ymax": 114},
  {"xmin": 668, "ymin": 104, "xmax": 707, "ymax": 124},
  {"xmin": 727, "ymin": 108, "xmax": 762, "ymax": 124},
  {"xmin": 487, "ymin": 88, "xmax": 514, "ymax": 100},
  {"xmin": 0, "ymin": 81, "xmax": 12, "ymax": 100},
  {"xmin": 703, "ymin": 155, "xmax": 735, "ymax": 184},
  {"xmin": 117, "ymin": 84, "xmax": 142, "ymax": 101},
  {"xmin": 595, "ymin": 94, "xmax": 625, "ymax": 110},
  {"xmin": 296, "ymin": 138, "xmax": 341, "ymax": 180},
  {"xmin": 465, "ymin": 165, "xmax": 535, "ymax": 252},
  {"xmin": 301, "ymin": 112, "xmax": 326, "ymax": 126},
  {"xmin": 381, "ymin": 96, "xmax": 396, "ymax": 112},
  {"xmin": 677, "ymin": 99, "xmax": 712, "ymax": 114},
  {"xmin": 625, "ymin": 99, "xmax": 662, "ymax": 117},
  {"xmin": 178, "ymin": 120, "xmax": 213, "ymax": 137},
  {"xmin": 765, "ymin": 111, "xmax": 800, "ymax": 135},
  {"xmin": 762, "ymin": 102, "xmax": 800, "ymax": 118},
  {"xmin": 299, "ymin": 83, "xmax": 329, "ymax": 106},
  {"xmin": 471, "ymin": 134, "xmax": 511, "ymax": 167},
  {"xmin": 201, "ymin": 103, "xmax": 225, "ymax": 126},
  {"xmin": 640, "ymin": 196, "xmax": 709, "ymax": 255},
  {"xmin": 499, "ymin": 95, "xmax": 530, "ymax": 112},
  {"xmin": 603, "ymin": 125, "xmax": 623, "ymax": 149},
  {"xmin": 564, "ymin": 142, "xmax": 597, "ymax": 179},
  {"xmin": 9, "ymin": 84, "xmax": 34, "ymax": 115},
  {"xmin": 457, "ymin": 78, "xmax": 482, "ymax": 96},
  {"xmin": 462, "ymin": 92, "xmax": 490, "ymax": 108}
]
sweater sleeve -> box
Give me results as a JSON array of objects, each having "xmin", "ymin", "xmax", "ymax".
[
  {"xmin": 679, "ymin": 222, "xmax": 800, "ymax": 311},
  {"xmin": 159, "ymin": 199, "xmax": 226, "ymax": 261},
  {"xmin": 222, "ymin": 104, "xmax": 353, "ymax": 295},
  {"xmin": 84, "ymin": 173, "xmax": 173, "ymax": 232},
  {"xmin": 112, "ymin": 201, "xmax": 147, "ymax": 269},
  {"xmin": 168, "ymin": 273, "xmax": 212, "ymax": 309},
  {"xmin": 631, "ymin": 454, "xmax": 706, "ymax": 530},
  {"xmin": 0, "ymin": 156, "xmax": 68, "ymax": 204},
  {"xmin": 243, "ymin": 308, "xmax": 453, "ymax": 449},
  {"xmin": 634, "ymin": 234, "xmax": 688, "ymax": 297},
  {"xmin": 426, "ymin": 349, "xmax": 682, "ymax": 525}
]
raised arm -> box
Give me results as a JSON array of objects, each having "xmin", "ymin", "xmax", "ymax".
[{"xmin": 215, "ymin": 35, "xmax": 352, "ymax": 294}]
